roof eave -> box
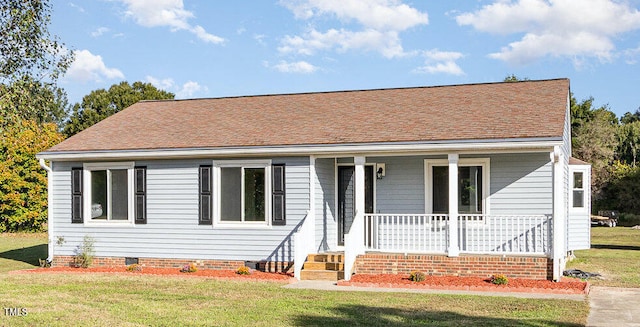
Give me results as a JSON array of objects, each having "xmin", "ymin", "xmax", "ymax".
[{"xmin": 37, "ymin": 137, "xmax": 564, "ymax": 161}]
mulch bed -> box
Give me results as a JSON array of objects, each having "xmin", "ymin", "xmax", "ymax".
[
  {"xmin": 338, "ymin": 274, "xmax": 589, "ymax": 294},
  {"xmin": 15, "ymin": 268, "xmax": 588, "ymax": 294},
  {"xmin": 15, "ymin": 266, "xmax": 294, "ymax": 282}
]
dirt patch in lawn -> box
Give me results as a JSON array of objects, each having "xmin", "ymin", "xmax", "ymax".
[
  {"xmin": 338, "ymin": 274, "xmax": 589, "ymax": 294},
  {"xmin": 14, "ymin": 266, "xmax": 294, "ymax": 282}
]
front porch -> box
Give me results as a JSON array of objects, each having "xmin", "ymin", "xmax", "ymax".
[{"xmin": 294, "ymin": 151, "xmax": 565, "ymax": 281}]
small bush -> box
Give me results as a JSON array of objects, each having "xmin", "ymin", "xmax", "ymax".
[
  {"xmin": 126, "ymin": 264, "xmax": 143, "ymax": 272},
  {"xmin": 180, "ymin": 263, "xmax": 197, "ymax": 273},
  {"xmin": 491, "ymin": 274, "xmax": 509, "ymax": 285},
  {"xmin": 39, "ymin": 258, "xmax": 51, "ymax": 268},
  {"xmin": 74, "ymin": 235, "xmax": 95, "ymax": 268},
  {"xmin": 236, "ymin": 266, "xmax": 251, "ymax": 275},
  {"xmin": 409, "ymin": 270, "xmax": 426, "ymax": 282}
]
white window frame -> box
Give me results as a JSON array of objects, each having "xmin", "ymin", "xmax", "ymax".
[
  {"xmin": 83, "ymin": 162, "xmax": 135, "ymax": 226},
  {"xmin": 212, "ymin": 159, "xmax": 272, "ymax": 228},
  {"xmin": 569, "ymin": 165, "xmax": 590, "ymax": 214},
  {"xmin": 424, "ymin": 158, "xmax": 490, "ymax": 215}
]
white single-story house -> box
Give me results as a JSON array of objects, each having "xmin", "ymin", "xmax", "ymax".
[{"xmin": 37, "ymin": 78, "xmax": 590, "ymax": 281}]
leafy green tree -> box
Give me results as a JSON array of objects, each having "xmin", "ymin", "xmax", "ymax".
[
  {"xmin": 620, "ymin": 108, "xmax": 640, "ymax": 125},
  {"xmin": 1, "ymin": 0, "xmax": 73, "ymax": 127},
  {"xmin": 570, "ymin": 95, "xmax": 618, "ymax": 200},
  {"xmin": 64, "ymin": 81, "xmax": 175, "ymax": 136},
  {"xmin": 503, "ymin": 74, "xmax": 530, "ymax": 82},
  {"xmin": 617, "ymin": 121, "xmax": 640, "ymax": 166},
  {"xmin": 596, "ymin": 162, "xmax": 640, "ymax": 215},
  {"xmin": 0, "ymin": 119, "xmax": 64, "ymax": 232}
]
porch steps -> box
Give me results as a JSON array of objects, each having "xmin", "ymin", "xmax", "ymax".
[{"xmin": 300, "ymin": 253, "xmax": 345, "ymax": 281}]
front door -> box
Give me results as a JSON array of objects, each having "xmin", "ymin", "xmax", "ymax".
[{"xmin": 338, "ymin": 165, "xmax": 374, "ymax": 246}]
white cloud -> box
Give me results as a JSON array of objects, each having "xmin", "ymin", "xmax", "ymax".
[
  {"xmin": 414, "ymin": 49, "xmax": 465, "ymax": 75},
  {"xmin": 624, "ymin": 45, "xmax": 640, "ymax": 64},
  {"xmin": 279, "ymin": 0, "xmax": 428, "ymax": 58},
  {"xmin": 176, "ymin": 81, "xmax": 207, "ymax": 98},
  {"xmin": 91, "ymin": 27, "xmax": 110, "ymax": 38},
  {"xmin": 65, "ymin": 50, "xmax": 124, "ymax": 82},
  {"xmin": 267, "ymin": 60, "xmax": 319, "ymax": 73},
  {"xmin": 146, "ymin": 76, "xmax": 207, "ymax": 98},
  {"xmin": 145, "ymin": 75, "xmax": 175, "ymax": 90},
  {"xmin": 456, "ymin": 0, "xmax": 640, "ymax": 66},
  {"xmin": 117, "ymin": 0, "xmax": 224, "ymax": 44},
  {"xmin": 69, "ymin": 2, "xmax": 85, "ymax": 13}
]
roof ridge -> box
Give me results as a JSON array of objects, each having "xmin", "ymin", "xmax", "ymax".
[{"xmin": 139, "ymin": 78, "xmax": 569, "ymax": 103}]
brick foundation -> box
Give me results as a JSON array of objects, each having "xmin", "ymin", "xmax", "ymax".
[
  {"xmin": 355, "ymin": 253, "xmax": 553, "ymax": 280},
  {"xmin": 52, "ymin": 255, "xmax": 292, "ymax": 273}
]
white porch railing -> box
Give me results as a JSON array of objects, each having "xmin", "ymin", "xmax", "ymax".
[
  {"xmin": 344, "ymin": 210, "xmax": 366, "ymax": 281},
  {"xmin": 458, "ymin": 215, "xmax": 552, "ymax": 254},
  {"xmin": 293, "ymin": 210, "xmax": 315, "ymax": 280},
  {"xmin": 362, "ymin": 214, "xmax": 552, "ymax": 255},
  {"xmin": 364, "ymin": 214, "xmax": 449, "ymax": 253}
]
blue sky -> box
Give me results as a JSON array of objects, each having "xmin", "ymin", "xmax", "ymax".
[{"xmin": 51, "ymin": 0, "xmax": 640, "ymax": 118}]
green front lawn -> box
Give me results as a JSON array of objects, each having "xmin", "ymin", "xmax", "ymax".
[
  {"xmin": 566, "ymin": 227, "xmax": 640, "ymax": 288},
  {"xmin": 0, "ymin": 233, "xmax": 588, "ymax": 326}
]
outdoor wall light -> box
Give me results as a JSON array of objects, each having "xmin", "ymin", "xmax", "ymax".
[{"xmin": 376, "ymin": 163, "xmax": 386, "ymax": 179}]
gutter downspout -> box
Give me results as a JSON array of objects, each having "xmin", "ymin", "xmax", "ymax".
[{"xmin": 39, "ymin": 159, "xmax": 54, "ymax": 263}]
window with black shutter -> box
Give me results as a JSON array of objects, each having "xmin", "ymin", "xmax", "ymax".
[
  {"xmin": 134, "ymin": 167, "xmax": 147, "ymax": 224},
  {"xmin": 199, "ymin": 165, "xmax": 212, "ymax": 225},
  {"xmin": 71, "ymin": 168, "xmax": 83, "ymax": 223},
  {"xmin": 272, "ymin": 164, "xmax": 286, "ymax": 226}
]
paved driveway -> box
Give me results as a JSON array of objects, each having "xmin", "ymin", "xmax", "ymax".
[{"xmin": 588, "ymin": 286, "xmax": 640, "ymax": 327}]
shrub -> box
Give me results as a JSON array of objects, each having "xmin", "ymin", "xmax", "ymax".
[
  {"xmin": 180, "ymin": 263, "xmax": 197, "ymax": 273},
  {"xmin": 491, "ymin": 274, "xmax": 509, "ymax": 285},
  {"xmin": 409, "ymin": 270, "xmax": 426, "ymax": 282},
  {"xmin": 126, "ymin": 264, "xmax": 143, "ymax": 272},
  {"xmin": 74, "ymin": 235, "xmax": 95, "ymax": 268},
  {"xmin": 236, "ymin": 266, "xmax": 251, "ymax": 275}
]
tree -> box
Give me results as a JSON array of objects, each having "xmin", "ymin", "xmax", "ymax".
[
  {"xmin": 1, "ymin": 0, "xmax": 73, "ymax": 126},
  {"xmin": 570, "ymin": 95, "xmax": 618, "ymax": 200},
  {"xmin": 0, "ymin": 119, "xmax": 64, "ymax": 232},
  {"xmin": 617, "ymin": 121, "xmax": 640, "ymax": 166},
  {"xmin": 64, "ymin": 81, "xmax": 175, "ymax": 136},
  {"xmin": 503, "ymin": 74, "xmax": 530, "ymax": 82}
]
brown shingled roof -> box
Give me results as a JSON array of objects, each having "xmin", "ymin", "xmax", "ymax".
[{"xmin": 46, "ymin": 79, "xmax": 569, "ymax": 153}]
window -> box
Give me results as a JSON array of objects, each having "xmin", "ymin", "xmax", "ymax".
[
  {"xmin": 426, "ymin": 159, "xmax": 489, "ymax": 215},
  {"xmin": 83, "ymin": 162, "xmax": 135, "ymax": 224},
  {"xmin": 213, "ymin": 160, "xmax": 271, "ymax": 226},
  {"xmin": 572, "ymin": 171, "xmax": 584, "ymax": 208}
]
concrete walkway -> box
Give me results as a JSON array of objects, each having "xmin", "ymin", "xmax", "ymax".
[{"xmin": 587, "ymin": 286, "xmax": 640, "ymax": 327}]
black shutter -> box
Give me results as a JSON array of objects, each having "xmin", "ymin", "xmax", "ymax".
[
  {"xmin": 272, "ymin": 164, "xmax": 286, "ymax": 226},
  {"xmin": 199, "ymin": 165, "xmax": 212, "ymax": 225},
  {"xmin": 71, "ymin": 168, "xmax": 83, "ymax": 223},
  {"xmin": 134, "ymin": 167, "xmax": 147, "ymax": 224}
]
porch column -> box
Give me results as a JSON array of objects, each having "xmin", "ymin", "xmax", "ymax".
[
  {"xmin": 354, "ymin": 156, "xmax": 366, "ymax": 217},
  {"xmin": 552, "ymin": 147, "xmax": 567, "ymax": 281},
  {"xmin": 448, "ymin": 153, "xmax": 460, "ymax": 257}
]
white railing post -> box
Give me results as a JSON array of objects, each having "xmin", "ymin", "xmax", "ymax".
[
  {"xmin": 293, "ymin": 210, "xmax": 314, "ymax": 280},
  {"xmin": 344, "ymin": 210, "xmax": 365, "ymax": 281},
  {"xmin": 344, "ymin": 156, "xmax": 367, "ymax": 281},
  {"xmin": 448, "ymin": 154, "xmax": 460, "ymax": 256}
]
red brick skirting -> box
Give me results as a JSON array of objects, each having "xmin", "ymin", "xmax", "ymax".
[
  {"xmin": 355, "ymin": 253, "xmax": 553, "ymax": 280},
  {"xmin": 52, "ymin": 256, "xmax": 292, "ymax": 273}
]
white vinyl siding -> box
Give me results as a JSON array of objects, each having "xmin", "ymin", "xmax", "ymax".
[
  {"xmin": 314, "ymin": 158, "xmax": 336, "ymax": 252},
  {"xmin": 51, "ymin": 157, "xmax": 309, "ymax": 262}
]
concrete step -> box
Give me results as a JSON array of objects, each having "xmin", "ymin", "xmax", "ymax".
[
  {"xmin": 303, "ymin": 261, "xmax": 344, "ymax": 271},
  {"xmin": 300, "ymin": 269, "xmax": 345, "ymax": 281},
  {"xmin": 307, "ymin": 253, "xmax": 343, "ymax": 263}
]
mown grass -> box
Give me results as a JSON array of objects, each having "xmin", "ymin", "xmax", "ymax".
[
  {"xmin": 566, "ymin": 226, "xmax": 640, "ymax": 288},
  {"xmin": 0, "ymin": 233, "xmax": 588, "ymax": 326}
]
